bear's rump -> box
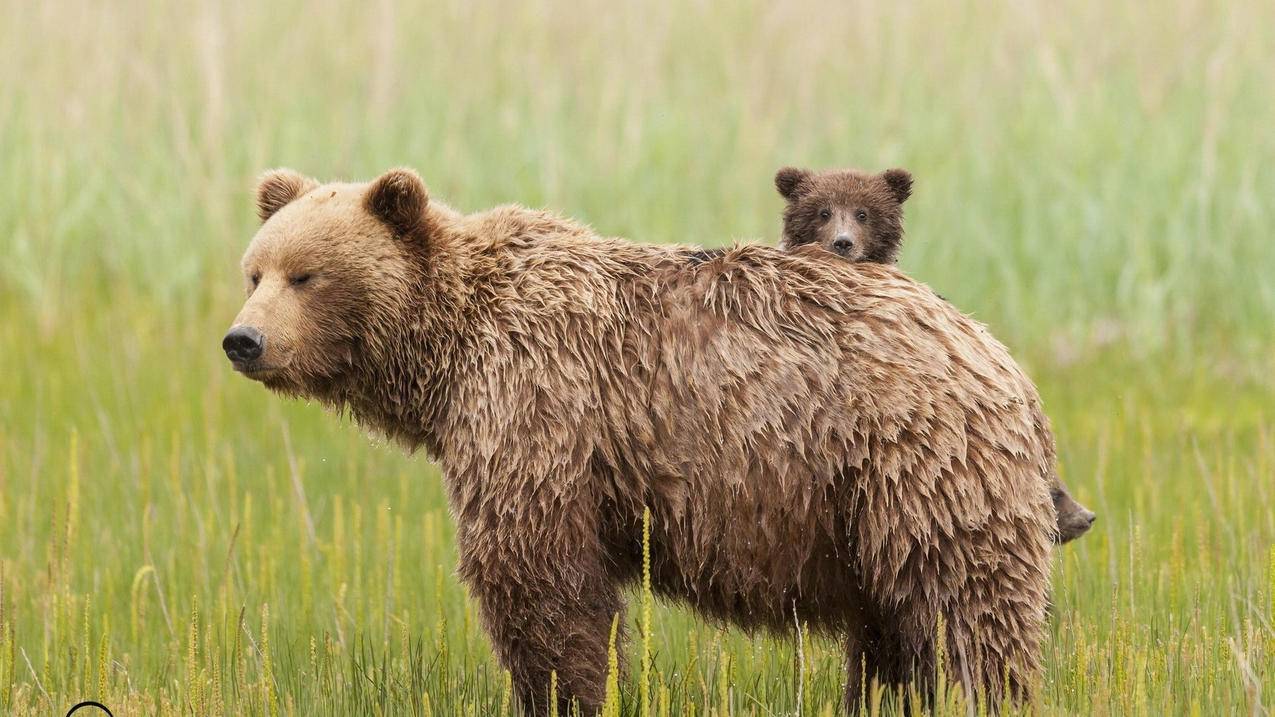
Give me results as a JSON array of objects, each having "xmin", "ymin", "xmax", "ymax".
[{"xmin": 602, "ymin": 265, "xmax": 1054, "ymax": 631}]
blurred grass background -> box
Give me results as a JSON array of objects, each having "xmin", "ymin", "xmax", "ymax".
[{"xmin": 1, "ymin": 0, "xmax": 1273, "ymax": 714}]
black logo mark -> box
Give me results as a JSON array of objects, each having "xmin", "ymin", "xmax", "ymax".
[{"xmin": 65, "ymin": 701, "xmax": 114, "ymax": 717}]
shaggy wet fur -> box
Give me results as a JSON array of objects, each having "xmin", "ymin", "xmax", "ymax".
[
  {"xmin": 775, "ymin": 166, "xmax": 1096, "ymax": 544},
  {"xmin": 228, "ymin": 169, "xmax": 1055, "ymax": 715}
]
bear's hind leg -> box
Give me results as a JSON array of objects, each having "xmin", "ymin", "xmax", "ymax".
[
  {"xmin": 844, "ymin": 623, "xmax": 900, "ymax": 714},
  {"xmin": 943, "ymin": 599, "xmax": 1043, "ymax": 710},
  {"xmin": 843, "ymin": 622, "xmax": 868, "ymax": 713},
  {"xmin": 843, "ymin": 619, "xmax": 929, "ymax": 714}
]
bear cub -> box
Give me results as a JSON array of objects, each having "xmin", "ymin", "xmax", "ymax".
[
  {"xmin": 775, "ymin": 166, "xmax": 913, "ymax": 263},
  {"xmin": 774, "ymin": 165, "xmax": 1096, "ymax": 544}
]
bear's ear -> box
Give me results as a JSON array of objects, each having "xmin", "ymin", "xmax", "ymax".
[
  {"xmin": 774, "ymin": 167, "xmax": 812, "ymax": 201},
  {"xmin": 256, "ymin": 169, "xmax": 318, "ymax": 223},
  {"xmin": 881, "ymin": 168, "xmax": 913, "ymax": 205},
  {"xmin": 366, "ymin": 167, "xmax": 429, "ymax": 239}
]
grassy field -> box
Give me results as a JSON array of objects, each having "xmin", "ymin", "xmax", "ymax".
[{"xmin": 2, "ymin": 0, "xmax": 1274, "ymax": 714}]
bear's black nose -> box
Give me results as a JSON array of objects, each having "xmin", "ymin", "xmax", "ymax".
[
  {"xmin": 223, "ymin": 326, "xmax": 265, "ymax": 363},
  {"xmin": 832, "ymin": 235, "xmax": 854, "ymax": 254}
]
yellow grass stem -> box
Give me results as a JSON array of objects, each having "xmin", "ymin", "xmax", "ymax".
[
  {"xmin": 549, "ymin": 670, "xmax": 559, "ymax": 717},
  {"xmin": 641, "ymin": 506, "xmax": 653, "ymax": 717},
  {"xmin": 603, "ymin": 613, "xmax": 621, "ymax": 717}
]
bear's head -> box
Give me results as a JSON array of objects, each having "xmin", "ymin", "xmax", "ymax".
[
  {"xmin": 223, "ymin": 168, "xmax": 432, "ymax": 400},
  {"xmin": 775, "ymin": 167, "xmax": 912, "ymax": 264},
  {"xmin": 1051, "ymin": 485, "xmax": 1097, "ymax": 544}
]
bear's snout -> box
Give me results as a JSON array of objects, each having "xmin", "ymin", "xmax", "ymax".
[
  {"xmin": 223, "ymin": 325, "xmax": 266, "ymax": 364},
  {"xmin": 1074, "ymin": 507, "xmax": 1097, "ymax": 531},
  {"xmin": 832, "ymin": 235, "xmax": 854, "ymax": 255},
  {"xmin": 1056, "ymin": 506, "xmax": 1096, "ymax": 543}
]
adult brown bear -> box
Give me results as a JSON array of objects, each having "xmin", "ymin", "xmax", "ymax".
[{"xmin": 224, "ymin": 168, "xmax": 1054, "ymax": 714}]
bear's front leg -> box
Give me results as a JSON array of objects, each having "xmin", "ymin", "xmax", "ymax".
[{"xmin": 456, "ymin": 505, "xmax": 626, "ymax": 716}]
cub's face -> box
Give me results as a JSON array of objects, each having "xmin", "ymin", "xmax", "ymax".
[
  {"xmin": 775, "ymin": 167, "xmax": 912, "ymax": 264},
  {"xmin": 1052, "ymin": 485, "xmax": 1097, "ymax": 544},
  {"xmin": 223, "ymin": 168, "xmax": 427, "ymax": 398}
]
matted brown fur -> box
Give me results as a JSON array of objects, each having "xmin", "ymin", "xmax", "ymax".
[
  {"xmin": 227, "ymin": 168, "xmax": 1055, "ymax": 715},
  {"xmin": 775, "ymin": 165, "xmax": 1096, "ymax": 545}
]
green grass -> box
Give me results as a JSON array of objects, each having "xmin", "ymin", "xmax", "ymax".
[{"xmin": 1, "ymin": 0, "xmax": 1273, "ymax": 713}]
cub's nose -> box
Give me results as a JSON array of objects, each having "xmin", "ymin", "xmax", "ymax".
[
  {"xmin": 1081, "ymin": 509, "xmax": 1097, "ymax": 527},
  {"xmin": 831, "ymin": 235, "xmax": 854, "ymax": 254},
  {"xmin": 222, "ymin": 326, "xmax": 265, "ymax": 362}
]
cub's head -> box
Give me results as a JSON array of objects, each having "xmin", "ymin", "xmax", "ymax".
[
  {"xmin": 1052, "ymin": 485, "xmax": 1097, "ymax": 544},
  {"xmin": 223, "ymin": 168, "xmax": 429, "ymax": 398},
  {"xmin": 775, "ymin": 166, "xmax": 912, "ymax": 264}
]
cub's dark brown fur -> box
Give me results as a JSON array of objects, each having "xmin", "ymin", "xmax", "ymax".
[
  {"xmin": 226, "ymin": 168, "xmax": 1055, "ymax": 715},
  {"xmin": 1052, "ymin": 483, "xmax": 1096, "ymax": 543},
  {"xmin": 775, "ymin": 166, "xmax": 1095, "ymax": 544},
  {"xmin": 776, "ymin": 166, "xmax": 912, "ymax": 263}
]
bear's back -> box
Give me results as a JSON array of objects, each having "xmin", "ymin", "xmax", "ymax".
[
  {"xmin": 560, "ymin": 243, "xmax": 1054, "ymax": 628},
  {"xmin": 631, "ymin": 245, "xmax": 1048, "ymax": 475}
]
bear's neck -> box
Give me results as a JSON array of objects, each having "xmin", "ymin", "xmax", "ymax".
[
  {"xmin": 335, "ymin": 206, "xmax": 671, "ymax": 461},
  {"xmin": 337, "ymin": 212, "xmax": 473, "ymax": 457}
]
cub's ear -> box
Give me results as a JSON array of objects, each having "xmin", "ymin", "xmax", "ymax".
[
  {"xmin": 256, "ymin": 169, "xmax": 318, "ymax": 223},
  {"xmin": 881, "ymin": 168, "xmax": 913, "ymax": 205},
  {"xmin": 366, "ymin": 167, "xmax": 429, "ymax": 238},
  {"xmin": 774, "ymin": 167, "xmax": 812, "ymax": 201}
]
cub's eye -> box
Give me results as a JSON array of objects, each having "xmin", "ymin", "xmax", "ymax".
[
  {"xmin": 250, "ymin": 273, "xmax": 261, "ymax": 287},
  {"xmin": 818, "ymin": 209, "xmax": 832, "ymax": 221},
  {"xmin": 289, "ymin": 273, "xmax": 313, "ymax": 287},
  {"xmin": 855, "ymin": 210, "xmax": 868, "ymax": 222}
]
